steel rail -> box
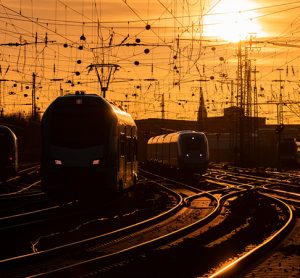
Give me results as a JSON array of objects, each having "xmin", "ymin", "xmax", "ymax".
[
  {"xmin": 0, "ymin": 179, "xmax": 183, "ymax": 267},
  {"xmin": 29, "ymin": 192, "xmax": 220, "ymax": 277},
  {"xmin": 28, "ymin": 189, "xmax": 250, "ymax": 277},
  {"xmin": 208, "ymin": 193, "xmax": 295, "ymax": 278}
]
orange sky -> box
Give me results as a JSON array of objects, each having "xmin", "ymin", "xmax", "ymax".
[{"xmin": 0, "ymin": 0, "xmax": 300, "ymax": 124}]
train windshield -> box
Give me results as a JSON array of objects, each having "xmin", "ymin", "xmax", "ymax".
[
  {"xmin": 182, "ymin": 135, "xmax": 204, "ymax": 152},
  {"xmin": 50, "ymin": 105, "xmax": 110, "ymax": 148}
]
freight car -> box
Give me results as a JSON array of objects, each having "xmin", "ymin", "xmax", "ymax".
[
  {"xmin": 41, "ymin": 93, "xmax": 138, "ymax": 201},
  {"xmin": 147, "ymin": 130, "xmax": 209, "ymax": 174},
  {"xmin": 0, "ymin": 125, "xmax": 18, "ymax": 180}
]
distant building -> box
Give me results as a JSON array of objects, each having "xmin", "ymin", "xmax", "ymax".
[{"xmin": 136, "ymin": 106, "xmax": 300, "ymax": 167}]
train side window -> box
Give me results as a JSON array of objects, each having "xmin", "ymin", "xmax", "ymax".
[
  {"xmin": 170, "ymin": 142, "xmax": 176, "ymax": 158},
  {"xmin": 126, "ymin": 136, "xmax": 136, "ymax": 162},
  {"xmin": 134, "ymin": 137, "xmax": 138, "ymax": 157},
  {"xmin": 120, "ymin": 133, "xmax": 125, "ymax": 156},
  {"xmin": 126, "ymin": 136, "xmax": 131, "ymax": 160}
]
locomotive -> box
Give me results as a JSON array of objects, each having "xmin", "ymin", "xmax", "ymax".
[
  {"xmin": 0, "ymin": 125, "xmax": 18, "ymax": 180},
  {"xmin": 147, "ymin": 130, "xmax": 209, "ymax": 174},
  {"xmin": 41, "ymin": 93, "xmax": 138, "ymax": 201}
]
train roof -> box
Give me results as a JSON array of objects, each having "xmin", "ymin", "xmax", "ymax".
[
  {"xmin": 0, "ymin": 125, "xmax": 16, "ymax": 135},
  {"xmin": 43, "ymin": 93, "xmax": 136, "ymax": 127},
  {"xmin": 147, "ymin": 130, "xmax": 206, "ymax": 144}
]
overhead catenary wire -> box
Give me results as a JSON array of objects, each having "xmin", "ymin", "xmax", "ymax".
[{"xmin": 0, "ymin": 0, "xmax": 299, "ymax": 122}]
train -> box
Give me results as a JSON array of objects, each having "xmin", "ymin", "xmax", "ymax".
[
  {"xmin": 278, "ymin": 138, "xmax": 300, "ymax": 167},
  {"xmin": 147, "ymin": 130, "xmax": 209, "ymax": 174},
  {"xmin": 0, "ymin": 125, "xmax": 18, "ymax": 180},
  {"xmin": 41, "ymin": 93, "xmax": 138, "ymax": 201}
]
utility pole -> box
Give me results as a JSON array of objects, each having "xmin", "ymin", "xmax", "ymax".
[
  {"xmin": 161, "ymin": 92, "xmax": 165, "ymax": 120},
  {"xmin": 89, "ymin": 63, "xmax": 120, "ymax": 98},
  {"xmin": 235, "ymin": 39, "xmax": 254, "ymax": 166},
  {"xmin": 244, "ymin": 50, "xmax": 252, "ymax": 117},
  {"xmin": 230, "ymin": 79, "xmax": 234, "ymax": 106},
  {"xmin": 252, "ymin": 66, "xmax": 259, "ymax": 166},
  {"xmin": 32, "ymin": 72, "xmax": 37, "ymax": 120},
  {"xmin": 236, "ymin": 41, "xmax": 244, "ymax": 109},
  {"xmin": 235, "ymin": 41, "xmax": 244, "ymax": 165},
  {"xmin": 0, "ymin": 79, "xmax": 6, "ymax": 110},
  {"xmin": 252, "ymin": 66, "xmax": 259, "ymax": 119},
  {"xmin": 273, "ymin": 68, "xmax": 284, "ymax": 125}
]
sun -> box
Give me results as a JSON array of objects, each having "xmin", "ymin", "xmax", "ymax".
[{"xmin": 203, "ymin": 0, "xmax": 266, "ymax": 42}]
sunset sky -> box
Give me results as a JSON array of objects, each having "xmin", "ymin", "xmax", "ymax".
[{"xmin": 0, "ymin": 0, "xmax": 300, "ymax": 124}]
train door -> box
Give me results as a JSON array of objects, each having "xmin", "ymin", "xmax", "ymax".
[
  {"xmin": 119, "ymin": 129, "xmax": 126, "ymax": 191},
  {"xmin": 133, "ymin": 133, "xmax": 138, "ymax": 174}
]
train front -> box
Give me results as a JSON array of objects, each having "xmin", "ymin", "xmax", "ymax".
[
  {"xmin": 41, "ymin": 94, "xmax": 117, "ymax": 200},
  {"xmin": 178, "ymin": 132, "xmax": 209, "ymax": 173}
]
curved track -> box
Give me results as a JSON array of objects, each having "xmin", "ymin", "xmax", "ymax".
[{"xmin": 0, "ymin": 165, "xmax": 297, "ymax": 277}]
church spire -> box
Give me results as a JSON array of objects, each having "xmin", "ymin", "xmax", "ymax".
[{"xmin": 197, "ymin": 87, "xmax": 207, "ymax": 130}]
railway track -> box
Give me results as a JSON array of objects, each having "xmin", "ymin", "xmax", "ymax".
[
  {"xmin": 205, "ymin": 165, "xmax": 300, "ymax": 208},
  {"xmin": 0, "ymin": 169, "xmax": 220, "ymax": 277},
  {"xmin": 0, "ymin": 164, "xmax": 49, "ymax": 219},
  {"xmin": 138, "ymin": 168, "xmax": 296, "ymax": 278},
  {"xmin": 0, "ymin": 166, "xmax": 297, "ymax": 277},
  {"xmin": 0, "ymin": 164, "xmax": 40, "ymax": 197}
]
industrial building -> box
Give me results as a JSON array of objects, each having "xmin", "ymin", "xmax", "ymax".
[{"xmin": 136, "ymin": 106, "xmax": 300, "ymax": 167}]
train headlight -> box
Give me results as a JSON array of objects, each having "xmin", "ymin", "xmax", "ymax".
[
  {"xmin": 54, "ymin": 159, "xmax": 62, "ymax": 165},
  {"xmin": 199, "ymin": 154, "xmax": 203, "ymax": 157},
  {"xmin": 92, "ymin": 159, "xmax": 100, "ymax": 165},
  {"xmin": 186, "ymin": 154, "xmax": 189, "ymax": 157}
]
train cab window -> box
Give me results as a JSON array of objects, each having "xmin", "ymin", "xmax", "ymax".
[
  {"xmin": 0, "ymin": 134, "xmax": 13, "ymax": 151},
  {"xmin": 183, "ymin": 136, "xmax": 204, "ymax": 152},
  {"xmin": 0, "ymin": 134, "xmax": 8, "ymax": 147},
  {"xmin": 50, "ymin": 106, "xmax": 108, "ymax": 148}
]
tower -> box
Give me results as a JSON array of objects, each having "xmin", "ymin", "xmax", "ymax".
[{"xmin": 197, "ymin": 87, "xmax": 207, "ymax": 130}]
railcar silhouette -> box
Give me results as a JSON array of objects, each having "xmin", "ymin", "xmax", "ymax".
[
  {"xmin": 41, "ymin": 93, "xmax": 138, "ymax": 200},
  {"xmin": 0, "ymin": 125, "xmax": 18, "ymax": 180},
  {"xmin": 147, "ymin": 130, "xmax": 209, "ymax": 174}
]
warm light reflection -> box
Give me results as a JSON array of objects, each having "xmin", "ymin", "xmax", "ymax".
[{"xmin": 203, "ymin": 0, "xmax": 267, "ymax": 42}]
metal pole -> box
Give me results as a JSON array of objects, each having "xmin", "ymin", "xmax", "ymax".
[{"xmin": 32, "ymin": 72, "xmax": 36, "ymax": 120}]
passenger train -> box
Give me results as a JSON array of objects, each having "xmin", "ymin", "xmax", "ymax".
[
  {"xmin": 147, "ymin": 130, "xmax": 209, "ymax": 174},
  {"xmin": 0, "ymin": 125, "xmax": 18, "ymax": 180},
  {"xmin": 41, "ymin": 93, "xmax": 138, "ymax": 201}
]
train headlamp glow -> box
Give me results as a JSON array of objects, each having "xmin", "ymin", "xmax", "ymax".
[
  {"xmin": 54, "ymin": 159, "xmax": 62, "ymax": 165},
  {"xmin": 186, "ymin": 154, "xmax": 189, "ymax": 157},
  {"xmin": 76, "ymin": 99, "xmax": 82, "ymax": 105},
  {"xmin": 199, "ymin": 154, "xmax": 203, "ymax": 157},
  {"xmin": 92, "ymin": 159, "xmax": 100, "ymax": 165}
]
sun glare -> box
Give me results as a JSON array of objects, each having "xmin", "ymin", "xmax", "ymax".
[{"xmin": 203, "ymin": 0, "xmax": 266, "ymax": 42}]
